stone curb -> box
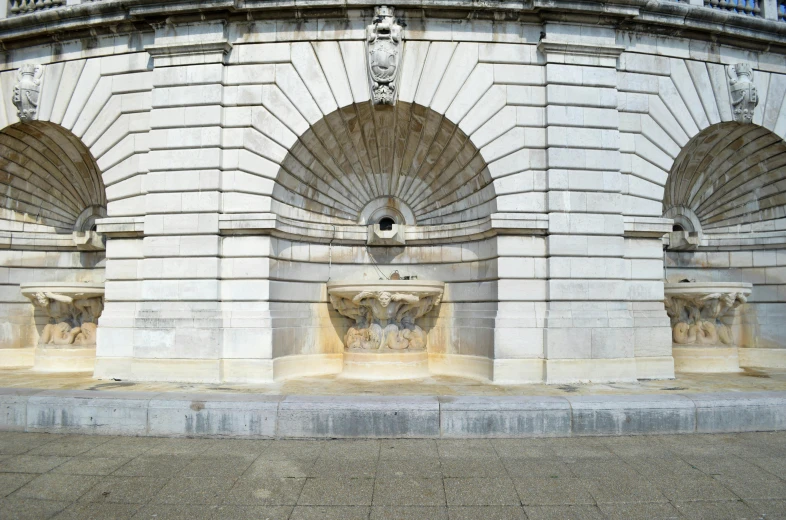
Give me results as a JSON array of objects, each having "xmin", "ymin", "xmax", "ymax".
[{"xmin": 0, "ymin": 388, "xmax": 784, "ymax": 438}]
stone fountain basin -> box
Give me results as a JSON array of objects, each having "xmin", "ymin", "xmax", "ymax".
[
  {"xmin": 664, "ymin": 281, "xmax": 752, "ymax": 374},
  {"xmin": 664, "ymin": 282, "xmax": 752, "ymax": 297},
  {"xmin": 327, "ymin": 280, "xmax": 444, "ymax": 299},
  {"xmin": 327, "ymin": 280, "xmax": 444, "ymax": 323},
  {"xmin": 327, "ymin": 280, "xmax": 444, "ymax": 380},
  {"xmin": 20, "ymin": 282, "xmax": 105, "ymax": 300}
]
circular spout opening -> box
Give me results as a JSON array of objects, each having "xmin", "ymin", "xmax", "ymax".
[{"xmin": 379, "ymin": 217, "xmax": 395, "ymax": 231}]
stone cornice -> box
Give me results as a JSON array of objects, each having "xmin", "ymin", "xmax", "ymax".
[{"xmin": 1, "ymin": 0, "xmax": 786, "ymax": 50}]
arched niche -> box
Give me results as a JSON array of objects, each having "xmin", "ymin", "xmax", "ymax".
[
  {"xmin": 663, "ymin": 122, "xmax": 786, "ymax": 235},
  {"xmin": 0, "ymin": 121, "xmax": 106, "ymax": 234},
  {"xmin": 272, "ymin": 101, "xmax": 496, "ymax": 226}
]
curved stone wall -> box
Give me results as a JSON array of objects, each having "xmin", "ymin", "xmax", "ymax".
[
  {"xmin": 274, "ymin": 102, "xmax": 494, "ymax": 225},
  {"xmin": 0, "ymin": 121, "xmax": 106, "ymax": 232}
]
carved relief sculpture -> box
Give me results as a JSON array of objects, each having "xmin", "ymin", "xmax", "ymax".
[
  {"xmin": 25, "ymin": 288, "xmax": 104, "ymax": 348},
  {"xmin": 366, "ymin": 6, "xmax": 402, "ymax": 105},
  {"xmin": 728, "ymin": 63, "xmax": 758, "ymax": 123},
  {"xmin": 664, "ymin": 283, "xmax": 751, "ymax": 346},
  {"xmin": 327, "ymin": 281, "xmax": 443, "ymax": 351},
  {"xmin": 12, "ymin": 63, "xmax": 43, "ymax": 122}
]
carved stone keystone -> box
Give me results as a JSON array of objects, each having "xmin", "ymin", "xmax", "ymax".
[
  {"xmin": 728, "ymin": 63, "xmax": 758, "ymax": 123},
  {"xmin": 367, "ymin": 6, "xmax": 402, "ymax": 105},
  {"xmin": 12, "ymin": 63, "xmax": 43, "ymax": 122}
]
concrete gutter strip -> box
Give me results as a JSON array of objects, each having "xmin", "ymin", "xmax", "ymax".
[{"xmin": 0, "ymin": 389, "xmax": 784, "ymax": 438}]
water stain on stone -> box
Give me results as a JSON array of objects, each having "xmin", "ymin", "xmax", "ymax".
[
  {"xmin": 742, "ymin": 369, "xmax": 770, "ymax": 378},
  {"xmin": 87, "ymin": 382, "xmax": 135, "ymax": 390},
  {"xmin": 190, "ymin": 401, "xmax": 206, "ymax": 411},
  {"xmin": 558, "ymin": 385, "xmax": 578, "ymax": 393}
]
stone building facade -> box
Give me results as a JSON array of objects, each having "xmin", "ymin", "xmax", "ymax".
[{"xmin": 0, "ymin": 0, "xmax": 784, "ymax": 384}]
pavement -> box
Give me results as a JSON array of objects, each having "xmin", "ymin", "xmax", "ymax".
[
  {"xmin": 0, "ymin": 431, "xmax": 785, "ymax": 519},
  {"xmin": 0, "ymin": 367, "xmax": 784, "ymax": 397}
]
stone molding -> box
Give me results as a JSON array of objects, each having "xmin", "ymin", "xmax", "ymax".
[
  {"xmin": 215, "ymin": 213, "xmax": 549, "ymax": 244},
  {"xmin": 2, "ymin": 0, "xmax": 786, "ymax": 48}
]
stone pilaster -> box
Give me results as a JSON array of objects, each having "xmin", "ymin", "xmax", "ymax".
[
  {"xmin": 540, "ymin": 26, "xmax": 637, "ymax": 383},
  {"xmin": 116, "ymin": 21, "xmax": 231, "ymax": 382}
]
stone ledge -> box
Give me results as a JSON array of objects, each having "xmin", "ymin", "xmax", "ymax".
[
  {"xmin": 218, "ymin": 212, "xmax": 548, "ymax": 244},
  {"xmin": 2, "ymin": 0, "xmax": 784, "ymax": 49},
  {"xmin": 1, "ymin": 388, "xmax": 784, "ymax": 438}
]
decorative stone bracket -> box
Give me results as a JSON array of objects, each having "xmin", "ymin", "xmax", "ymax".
[
  {"xmin": 327, "ymin": 280, "xmax": 443, "ymax": 351},
  {"xmin": 20, "ymin": 283, "xmax": 104, "ymax": 347},
  {"xmin": 664, "ymin": 282, "xmax": 752, "ymax": 346}
]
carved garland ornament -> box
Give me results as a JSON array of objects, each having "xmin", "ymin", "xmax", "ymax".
[
  {"xmin": 366, "ymin": 6, "xmax": 402, "ymax": 105},
  {"xmin": 12, "ymin": 63, "xmax": 43, "ymax": 122},
  {"xmin": 728, "ymin": 63, "xmax": 758, "ymax": 124}
]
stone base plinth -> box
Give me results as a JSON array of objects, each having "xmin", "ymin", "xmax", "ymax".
[
  {"xmin": 739, "ymin": 348, "xmax": 786, "ymax": 369},
  {"xmin": 341, "ymin": 350, "xmax": 429, "ymax": 380},
  {"xmin": 673, "ymin": 345, "xmax": 742, "ymax": 373},
  {"xmin": 0, "ymin": 347, "xmax": 35, "ymax": 368},
  {"xmin": 34, "ymin": 346, "xmax": 96, "ymax": 373}
]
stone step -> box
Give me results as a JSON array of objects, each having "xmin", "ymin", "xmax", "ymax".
[{"xmin": 0, "ymin": 388, "xmax": 784, "ymax": 439}]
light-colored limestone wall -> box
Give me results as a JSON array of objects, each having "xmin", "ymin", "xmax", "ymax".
[{"xmin": 3, "ymin": 7, "xmax": 786, "ymax": 382}]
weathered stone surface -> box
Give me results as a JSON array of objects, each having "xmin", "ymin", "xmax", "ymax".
[
  {"xmin": 277, "ymin": 396, "xmax": 440, "ymax": 438},
  {"xmin": 690, "ymin": 391, "xmax": 786, "ymax": 433},
  {"xmin": 567, "ymin": 394, "xmax": 696, "ymax": 436},
  {"xmin": 439, "ymin": 396, "xmax": 571, "ymax": 438},
  {"xmin": 148, "ymin": 393, "xmax": 280, "ymax": 438},
  {"xmin": 26, "ymin": 390, "xmax": 155, "ymax": 436}
]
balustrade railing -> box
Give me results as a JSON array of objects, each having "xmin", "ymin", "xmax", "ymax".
[
  {"xmin": 9, "ymin": 0, "xmax": 65, "ymax": 15},
  {"xmin": 704, "ymin": 0, "xmax": 762, "ymax": 16}
]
